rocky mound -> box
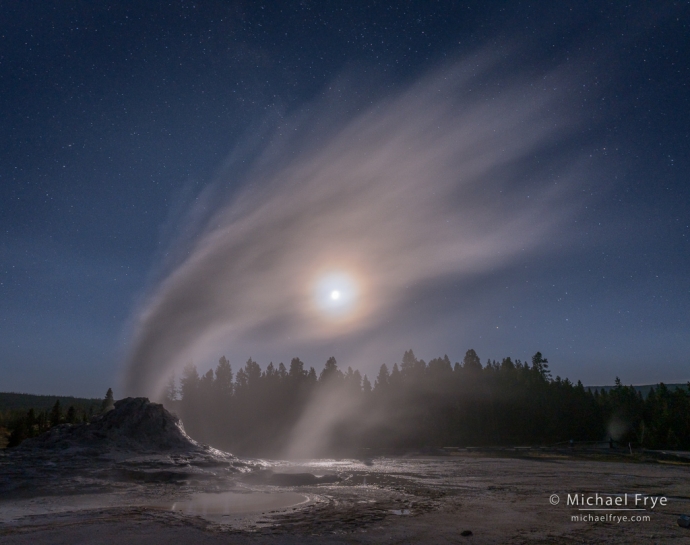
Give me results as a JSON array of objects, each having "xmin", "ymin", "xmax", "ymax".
[{"xmin": 20, "ymin": 397, "xmax": 201, "ymax": 453}]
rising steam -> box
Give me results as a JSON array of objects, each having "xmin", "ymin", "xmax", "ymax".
[{"xmin": 123, "ymin": 54, "xmax": 587, "ymax": 398}]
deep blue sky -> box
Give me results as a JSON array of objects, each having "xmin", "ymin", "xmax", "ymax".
[{"xmin": 1, "ymin": 1, "xmax": 689, "ymax": 397}]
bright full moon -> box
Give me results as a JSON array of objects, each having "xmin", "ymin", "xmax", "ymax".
[{"xmin": 314, "ymin": 271, "xmax": 358, "ymax": 317}]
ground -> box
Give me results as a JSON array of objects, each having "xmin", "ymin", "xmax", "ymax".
[{"xmin": 1, "ymin": 451, "xmax": 689, "ymax": 544}]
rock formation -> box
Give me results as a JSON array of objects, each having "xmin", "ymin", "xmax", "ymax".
[{"xmin": 19, "ymin": 397, "xmax": 202, "ymax": 453}]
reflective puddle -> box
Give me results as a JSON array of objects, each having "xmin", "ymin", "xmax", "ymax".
[{"xmin": 171, "ymin": 491, "xmax": 311, "ymax": 521}]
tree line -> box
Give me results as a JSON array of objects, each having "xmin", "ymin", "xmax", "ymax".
[
  {"xmin": 165, "ymin": 350, "xmax": 690, "ymax": 457},
  {"xmin": 2, "ymin": 388, "xmax": 114, "ymax": 448},
  {"xmin": 3, "ymin": 354, "xmax": 688, "ymax": 455}
]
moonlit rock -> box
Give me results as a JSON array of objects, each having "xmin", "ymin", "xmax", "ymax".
[{"xmin": 19, "ymin": 397, "xmax": 204, "ymax": 453}]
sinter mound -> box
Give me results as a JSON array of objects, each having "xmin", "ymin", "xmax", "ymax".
[{"xmin": 20, "ymin": 397, "xmax": 200, "ymax": 453}]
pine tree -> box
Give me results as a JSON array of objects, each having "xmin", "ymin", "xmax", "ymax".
[
  {"xmin": 362, "ymin": 375, "xmax": 372, "ymax": 395},
  {"xmin": 244, "ymin": 358, "xmax": 262, "ymax": 387},
  {"xmin": 463, "ymin": 349, "xmax": 482, "ymax": 372},
  {"xmin": 320, "ymin": 356, "xmax": 340, "ymax": 382},
  {"xmin": 374, "ymin": 364, "xmax": 389, "ymax": 391},
  {"xmin": 401, "ymin": 349, "xmax": 418, "ymax": 376},
  {"xmin": 214, "ymin": 356, "xmax": 233, "ymax": 397},
  {"xmin": 290, "ymin": 357, "xmax": 307, "ymax": 380},
  {"xmin": 50, "ymin": 400, "xmax": 62, "ymax": 426},
  {"xmin": 101, "ymin": 388, "xmax": 115, "ymax": 413},
  {"xmin": 389, "ymin": 362, "xmax": 401, "ymax": 386},
  {"xmin": 180, "ymin": 364, "xmax": 200, "ymax": 400},
  {"xmin": 531, "ymin": 352, "xmax": 551, "ymax": 381},
  {"xmin": 164, "ymin": 373, "xmax": 179, "ymax": 403},
  {"xmin": 306, "ymin": 367, "xmax": 317, "ymax": 383}
]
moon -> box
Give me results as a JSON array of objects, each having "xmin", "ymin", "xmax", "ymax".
[{"xmin": 313, "ymin": 271, "xmax": 359, "ymax": 318}]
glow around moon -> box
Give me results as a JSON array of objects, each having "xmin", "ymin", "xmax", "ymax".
[{"xmin": 314, "ymin": 271, "xmax": 359, "ymax": 318}]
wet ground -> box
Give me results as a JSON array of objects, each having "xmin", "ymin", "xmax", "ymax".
[{"xmin": 1, "ymin": 450, "xmax": 689, "ymax": 544}]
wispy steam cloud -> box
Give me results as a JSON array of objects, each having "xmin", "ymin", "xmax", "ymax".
[{"xmin": 123, "ymin": 54, "xmax": 585, "ymax": 397}]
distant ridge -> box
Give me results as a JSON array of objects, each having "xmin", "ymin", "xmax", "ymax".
[
  {"xmin": 0, "ymin": 392, "xmax": 101, "ymax": 412},
  {"xmin": 586, "ymin": 383, "xmax": 689, "ymax": 398}
]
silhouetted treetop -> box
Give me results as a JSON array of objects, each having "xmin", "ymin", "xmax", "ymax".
[
  {"xmin": 320, "ymin": 356, "xmax": 341, "ymax": 382},
  {"xmin": 463, "ymin": 349, "xmax": 482, "ymax": 372}
]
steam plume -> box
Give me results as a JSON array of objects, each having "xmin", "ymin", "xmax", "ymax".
[{"xmin": 123, "ymin": 55, "xmax": 586, "ymax": 397}]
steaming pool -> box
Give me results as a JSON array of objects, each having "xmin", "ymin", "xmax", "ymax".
[
  {"xmin": 169, "ymin": 491, "xmax": 313, "ymax": 522},
  {"xmin": 0, "ymin": 488, "xmax": 319, "ymax": 527},
  {"xmin": 2, "ymin": 454, "xmax": 689, "ymax": 543}
]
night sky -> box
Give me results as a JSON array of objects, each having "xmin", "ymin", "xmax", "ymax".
[{"xmin": 2, "ymin": 2, "xmax": 689, "ymax": 398}]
